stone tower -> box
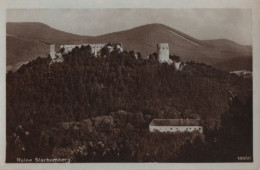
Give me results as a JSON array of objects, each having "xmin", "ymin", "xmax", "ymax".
[
  {"xmin": 50, "ymin": 44, "xmax": 56, "ymax": 59},
  {"xmin": 157, "ymin": 43, "xmax": 169, "ymax": 63}
]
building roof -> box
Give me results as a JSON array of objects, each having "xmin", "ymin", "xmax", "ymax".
[{"xmin": 150, "ymin": 119, "xmax": 201, "ymax": 126}]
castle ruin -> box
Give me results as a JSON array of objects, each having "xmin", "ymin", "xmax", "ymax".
[
  {"xmin": 49, "ymin": 43, "xmax": 123, "ymax": 64},
  {"xmin": 157, "ymin": 43, "xmax": 169, "ymax": 63}
]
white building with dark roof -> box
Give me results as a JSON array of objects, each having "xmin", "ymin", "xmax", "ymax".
[{"xmin": 149, "ymin": 119, "xmax": 203, "ymax": 133}]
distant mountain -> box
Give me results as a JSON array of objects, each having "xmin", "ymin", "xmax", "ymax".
[
  {"xmin": 7, "ymin": 35, "xmax": 49, "ymax": 66},
  {"xmin": 6, "ymin": 22, "xmax": 252, "ymax": 71},
  {"xmin": 7, "ymin": 22, "xmax": 89, "ymax": 44}
]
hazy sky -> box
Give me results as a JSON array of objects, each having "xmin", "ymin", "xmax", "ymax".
[{"xmin": 7, "ymin": 9, "xmax": 252, "ymax": 45}]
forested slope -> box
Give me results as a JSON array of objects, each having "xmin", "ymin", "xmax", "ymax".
[{"xmin": 6, "ymin": 46, "xmax": 252, "ymax": 162}]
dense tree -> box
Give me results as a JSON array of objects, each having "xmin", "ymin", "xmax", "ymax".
[
  {"xmin": 101, "ymin": 46, "xmax": 109, "ymax": 56},
  {"xmin": 137, "ymin": 52, "xmax": 142, "ymax": 59},
  {"xmin": 170, "ymin": 55, "xmax": 181, "ymax": 62}
]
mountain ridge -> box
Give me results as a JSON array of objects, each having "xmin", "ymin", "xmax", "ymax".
[{"xmin": 6, "ymin": 22, "xmax": 252, "ymax": 71}]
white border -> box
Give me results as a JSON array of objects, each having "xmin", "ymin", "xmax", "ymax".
[{"xmin": 0, "ymin": 0, "xmax": 260, "ymax": 169}]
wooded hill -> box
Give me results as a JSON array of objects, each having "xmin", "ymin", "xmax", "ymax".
[{"xmin": 6, "ymin": 46, "xmax": 252, "ymax": 162}]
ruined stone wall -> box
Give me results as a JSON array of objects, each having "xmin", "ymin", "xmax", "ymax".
[
  {"xmin": 50, "ymin": 44, "xmax": 56, "ymax": 59},
  {"xmin": 60, "ymin": 45, "xmax": 82, "ymax": 53},
  {"xmin": 59, "ymin": 43, "xmax": 123, "ymax": 57},
  {"xmin": 90, "ymin": 44, "xmax": 106, "ymax": 56},
  {"xmin": 60, "ymin": 44, "xmax": 107, "ymax": 56}
]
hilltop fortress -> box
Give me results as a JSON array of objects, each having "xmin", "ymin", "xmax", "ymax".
[{"xmin": 50, "ymin": 42, "xmax": 184, "ymax": 70}]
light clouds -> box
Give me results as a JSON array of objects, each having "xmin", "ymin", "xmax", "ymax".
[{"xmin": 7, "ymin": 8, "xmax": 252, "ymax": 45}]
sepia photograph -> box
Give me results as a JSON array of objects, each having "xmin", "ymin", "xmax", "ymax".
[{"xmin": 4, "ymin": 6, "xmax": 256, "ymax": 165}]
